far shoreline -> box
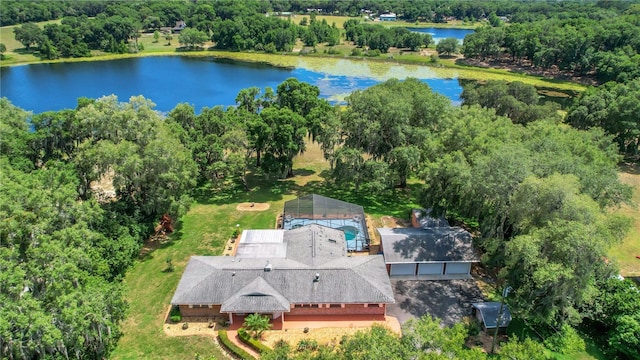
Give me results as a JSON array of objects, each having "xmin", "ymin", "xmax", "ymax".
[{"xmin": 0, "ymin": 49, "xmax": 587, "ymax": 93}]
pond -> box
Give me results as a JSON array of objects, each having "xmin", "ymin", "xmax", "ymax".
[
  {"xmin": 0, "ymin": 55, "xmax": 465, "ymax": 114},
  {"xmin": 407, "ymin": 27, "xmax": 475, "ymax": 44}
]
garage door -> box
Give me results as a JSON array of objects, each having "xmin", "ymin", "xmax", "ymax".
[
  {"xmin": 390, "ymin": 264, "xmax": 415, "ymax": 276},
  {"xmin": 445, "ymin": 263, "xmax": 470, "ymax": 275},
  {"xmin": 418, "ymin": 263, "xmax": 443, "ymax": 275}
]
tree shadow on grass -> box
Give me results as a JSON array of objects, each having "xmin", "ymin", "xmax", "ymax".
[{"xmin": 139, "ymin": 236, "xmax": 178, "ymax": 261}]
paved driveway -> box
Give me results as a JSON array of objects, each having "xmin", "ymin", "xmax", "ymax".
[{"xmin": 387, "ymin": 279, "xmax": 485, "ymax": 327}]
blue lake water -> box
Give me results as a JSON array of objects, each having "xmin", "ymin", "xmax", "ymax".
[
  {"xmin": 1, "ymin": 56, "xmax": 465, "ymax": 114},
  {"xmin": 408, "ymin": 27, "xmax": 475, "ymax": 44}
]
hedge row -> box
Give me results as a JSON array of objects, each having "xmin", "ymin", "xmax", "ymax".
[
  {"xmin": 217, "ymin": 330, "xmax": 256, "ymax": 360},
  {"xmin": 237, "ymin": 327, "xmax": 273, "ymax": 354}
]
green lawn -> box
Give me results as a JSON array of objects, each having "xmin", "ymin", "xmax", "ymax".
[
  {"xmin": 295, "ymin": 14, "xmax": 481, "ymax": 29},
  {"xmin": 610, "ymin": 163, "xmax": 640, "ymax": 277},
  {"xmin": 111, "ymin": 142, "xmax": 419, "ymax": 359}
]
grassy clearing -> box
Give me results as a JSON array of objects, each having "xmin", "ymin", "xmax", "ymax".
[
  {"xmin": 296, "ymin": 15, "xmax": 480, "ymax": 29},
  {"xmin": 112, "ymin": 141, "xmax": 418, "ymax": 358},
  {"xmin": 610, "ymin": 163, "xmax": 640, "ymax": 277}
]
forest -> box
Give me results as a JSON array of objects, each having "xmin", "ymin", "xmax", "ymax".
[{"xmin": 1, "ymin": 0, "xmax": 640, "ymax": 359}]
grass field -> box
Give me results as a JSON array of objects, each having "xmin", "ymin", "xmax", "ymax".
[
  {"xmin": 610, "ymin": 163, "xmax": 640, "ymax": 277},
  {"xmin": 297, "ymin": 14, "xmax": 480, "ymax": 29}
]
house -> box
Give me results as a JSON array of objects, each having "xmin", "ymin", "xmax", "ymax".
[
  {"xmin": 172, "ymin": 20, "xmax": 186, "ymax": 32},
  {"xmin": 378, "ymin": 209, "xmax": 479, "ymax": 279},
  {"xmin": 379, "ymin": 13, "xmax": 397, "ymax": 21},
  {"xmin": 282, "ymin": 194, "xmax": 370, "ymax": 252},
  {"xmin": 472, "ymin": 302, "xmax": 512, "ymax": 332},
  {"xmin": 171, "ymin": 225, "xmax": 394, "ymax": 325}
]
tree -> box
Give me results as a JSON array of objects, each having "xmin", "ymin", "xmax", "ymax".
[
  {"xmin": 178, "ymin": 28, "xmax": 208, "ymax": 49},
  {"xmin": 436, "ymin": 37, "xmax": 459, "ymax": 56},
  {"xmin": 13, "ymin": 22, "xmax": 42, "ymax": 50},
  {"xmin": 259, "ymin": 107, "xmax": 307, "ymax": 178},
  {"xmin": 498, "ymin": 336, "xmax": 549, "ymax": 360},
  {"xmin": 243, "ymin": 313, "xmax": 272, "ymax": 339},
  {"xmin": 0, "ymin": 43, "xmax": 6, "ymax": 59},
  {"xmin": 165, "ymin": 31, "xmax": 173, "ymax": 45},
  {"xmin": 566, "ymin": 79, "xmax": 640, "ymax": 158},
  {"xmin": 461, "ymin": 80, "xmax": 561, "ymax": 124},
  {"xmin": 337, "ymin": 78, "xmax": 451, "ymax": 189},
  {"xmin": 153, "ymin": 30, "xmax": 160, "ymax": 43},
  {"xmin": 503, "ymin": 174, "xmax": 630, "ymax": 327}
]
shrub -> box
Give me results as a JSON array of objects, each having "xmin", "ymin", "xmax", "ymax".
[
  {"xmin": 238, "ymin": 327, "xmax": 272, "ymax": 354},
  {"xmin": 324, "ymin": 47, "xmax": 341, "ymax": 55},
  {"xmin": 366, "ymin": 49, "xmax": 381, "ymax": 57},
  {"xmin": 543, "ymin": 325, "xmax": 586, "ymax": 354},
  {"xmin": 218, "ymin": 330, "xmax": 256, "ymax": 360},
  {"xmin": 303, "ymin": 327, "xmax": 309, "ymax": 333},
  {"xmin": 169, "ymin": 306, "xmax": 181, "ymax": 323},
  {"xmin": 351, "ymin": 48, "xmax": 362, "ymax": 56},
  {"xmin": 182, "ymin": 322, "xmax": 189, "ymax": 330},
  {"xmin": 430, "ymin": 54, "xmax": 439, "ymax": 63},
  {"xmin": 297, "ymin": 339, "xmax": 319, "ymax": 352},
  {"xmin": 467, "ymin": 319, "xmax": 481, "ymax": 337}
]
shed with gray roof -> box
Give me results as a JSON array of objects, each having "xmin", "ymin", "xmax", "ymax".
[{"xmin": 171, "ymin": 224, "xmax": 394, "ymax": 323}]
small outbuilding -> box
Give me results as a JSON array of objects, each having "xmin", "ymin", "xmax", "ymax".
[{"xmin": 472, "ymin": 302, "xmax": 512, "ymax": 332}]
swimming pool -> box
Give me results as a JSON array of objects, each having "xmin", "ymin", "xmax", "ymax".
[{"xmin": 284, "ymin": 218, "xmax": 368, "ymax": 251}]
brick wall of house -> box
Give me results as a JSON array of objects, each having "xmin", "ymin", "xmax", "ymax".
[
  {"xmin": 178, "ymin": 304, "xmax": 222, "ymax": 317},
  {"xmin": 288, "ymin": 304, "xmax": 386, "ymax": 316}
]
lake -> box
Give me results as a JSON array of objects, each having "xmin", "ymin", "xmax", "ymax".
[
  {"xmin": 0, "ymin": 56, "xmax": 466, "ymax": 113},
  {"xmin": 407, "ymin": 27, "xmax": 475, "ymax": 44}
]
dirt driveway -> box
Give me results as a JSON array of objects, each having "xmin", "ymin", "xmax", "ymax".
[{"xmin": 387, "ymin": 279, "xmax": 485, "ymax": 327}]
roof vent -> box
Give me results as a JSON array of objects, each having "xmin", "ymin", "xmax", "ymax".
[
  {"xmin": 232, "ymin": 272, "xmax": 236, "ymax": 277},
  {"xmin": 264, "ymin": 262, "xmax": 272, "ymax": 272},
  {"xmin": 313, "ymin": 273, "xmax": 320, "ymax": 282}
]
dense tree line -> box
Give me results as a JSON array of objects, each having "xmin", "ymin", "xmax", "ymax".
[
  {"xmin": 461, "ymin": 80, "xmax": 562, "ymax": 125},
  {"xmin": 7, "ymin": 0, "xmax": 637, "ymax": 61},
  {"xmin": 463, "ymin": 14, "xmax": 640, "ymax": 83},
  {"xmin": 344, "ymin": 19, "xmax": 431, "ymax": 53},
  {"xmin": 4, "ymin": 0, "xmax": 607, "ymax": 26},
  {"xmin": 566, "ymin": 78, "xmax": 640, "ymax": 158},
  {"xmin": 0, "ymin": 95, "xmax": 197, "ymax": 359},
  {"xmin": 319, "ymin": 78, "xmax": 635, "ymax": 358}
]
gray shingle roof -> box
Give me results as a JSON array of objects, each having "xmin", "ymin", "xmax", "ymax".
[
  {"xmin": 171, "ymin": 225, "xmax": 395, "ymax": 310},
  {"xmin": 221, "ymin": 277, "xmax": 290, "ymax": 312},
  {"xmin": 413, "ymin": 208, "xmax": 450, "ymax": 228},
  {"xmin": 378, "ymin": 227, "xmax": 479, "ymax": 263}
]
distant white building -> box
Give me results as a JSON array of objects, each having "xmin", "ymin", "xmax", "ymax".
[{"xmin": 380, "ymin": 13, "xmax": 397, "ymax": 21}]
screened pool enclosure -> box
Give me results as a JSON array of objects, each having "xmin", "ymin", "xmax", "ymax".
[{"xmin": 282, "ymin": 194, "xmax": 370, "ymax": 251}]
